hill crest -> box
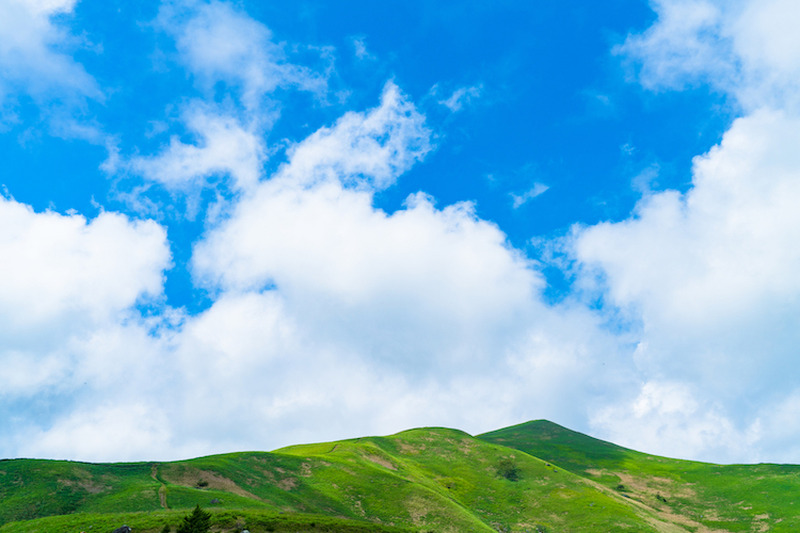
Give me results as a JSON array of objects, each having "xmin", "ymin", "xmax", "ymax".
[{"xmin": 2, "ymin": 420, "xmax": 799, "ymax": 533}]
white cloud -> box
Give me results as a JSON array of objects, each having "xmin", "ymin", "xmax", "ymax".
[
  {"xmin": 0, "ymin": 197, "xmax": 170, "ymax": 406},
  {"xmin": 158, "ymin": 292, "xmax": 620, "ymax": 456},
  {"xmin": 124, "ymin": 0, "xmax": 334, "ymax": 204},
  {"xmin": 574, "ymin": 2, "xmax": 800, "ymax": 460},
  {"xmin": 617, "ymin": 0, "xmax": 800, "ymax": 111},
  {"xmin": 276, "ymin": 82, "xmax": 432, "ymax": 191},
  {"xmin": 24, "ymin": 0, "xmax": 76, "ymax": 15},
  {"xmin": 615, "ymin": 1, "xmax": 735, "ymax": 92},
  {"xmin": 591, "ymin": 381, "xmax": 758, "ymax": 462},
  {"xmin": 351, "ymin": 36, "xmax": 374, "ymax": 61},
  {"xmin": 195, "ymin": 182, "xmax": 540, "ymax": 365},
  {"xmin": 0, "ymin": 195, "xmax": 175, "ymax": 462},
  {"xmin": 2, "ymin": 78, "xmax": 637, "ymax": 462},
  {"xmin": 0, "ymin": 0, "xmax": 100, "ymax": 117},
  {"xmin": 19, "ymin": 0, "xmax": 800, "ymax": 465},
  {"xmin": 511, "ymin": 182, "xmax": 549, "ymax": 208},
  {"xmin": 129, "ymin": 102, "xmax": 266, "ymax": 192},
  {"xmin": 577, "ymin": 109, "xmax": 800, "ymax": 346},
  {"xmin": 0, "ymin": 197, "xmax": 169, "ymax": 335},
  {"xmin": 159, "ymin": 0, "xmax": 326, "ymax": 110},
  {"xmin": 172, "ymin": 83, "xmax": 622, "ymax": 453},
  {"xmin": 576, "ymin": 109, "xmax": 800, "ymax": 460},
  {"xmin": 25, "ymin": 403, "xmax": 175, "ymax": 462},
  {"xmin": 438, "ymin": 84, "xmax": 483, "ymax": 112}
]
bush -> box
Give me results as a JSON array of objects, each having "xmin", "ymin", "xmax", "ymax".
[
  {"xmin": 176, "ymin": 505, "xmax": 211, "ymax": 533},
  {"xmin": 496, "ymin": 459, "xmax": 520, "ymax": 482}
]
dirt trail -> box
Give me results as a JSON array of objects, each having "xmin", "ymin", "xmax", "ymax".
[{"xmin": 151, "ymin": 464, "xmax": 168, "ymax": 509}]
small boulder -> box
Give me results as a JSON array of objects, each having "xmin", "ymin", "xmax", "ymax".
[{"xmin": 112, "ymin": 526, "xmax": 132, "ymax": 533}]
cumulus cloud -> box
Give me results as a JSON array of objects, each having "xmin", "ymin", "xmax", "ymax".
[
  {"xmin": 24, "ymin": 403, "xmax": 175, "ymax": 462},
  {"xmin": 162, "ymin": 287, "xmax": 620, "ymax": 456},
  {"xmin": 22, "ymin": 0, "xmax": 800, "ymax": 465},
  {"xmin": 591, "ymin": 381, "xmax": 759, "ymax": 462},
  {"xmin": 191, "ymin": 83, "xmax": 530, "ymax": 374},
  {"xmin": 0, "ymin": 197, "xmax": 169, "ymax": 338},
  {"xmin": 1, "ymin": 75, "xmax": 621, "ymax": 461},
  {"xmin": 170, "ymin": 82, "xmax": 624, "ymax": 453},
  {"xmin": 0, "ymin": 195, "xmax": 173, "ymax": 460},
  {"xmin": 579, "ymin": 111, "xmax": 800, "ymax": 395}
]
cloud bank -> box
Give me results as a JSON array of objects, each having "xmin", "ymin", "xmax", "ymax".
[
  {"xmin": 4, "ymin": 0, "xmax": 800, "ymax": 465},
  {"xmin": 580, "ymin": 0, "xmax": 800, "ymax": 461}
]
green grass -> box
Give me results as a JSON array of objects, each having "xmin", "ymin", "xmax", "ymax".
[
  {"xmin": 0, "ymin": 509, "xmax": 415, "ymax": 533},
  {"xmin": 3, "ymin": 420, "xmax": 800, "ymax": 532},
  {"xmin": 278, "ymin": 427, "xmax": 661, "ymax": 532},
  {"xmin": 479, "ymin": 420, "xmax": 800, "ymax": 532}
]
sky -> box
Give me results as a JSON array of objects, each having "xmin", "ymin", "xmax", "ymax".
[{"xmin": 2, "ymin": 0, "xmax": 800, "ymax": 464}]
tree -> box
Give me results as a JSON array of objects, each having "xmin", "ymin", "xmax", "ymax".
[
  {"xmin": 496, "ymin": 458, "xmax": 520, "ymax": 481},
  {"xmin": 176, "ymin": 504, "xmax": 211, "ymax": 533}
]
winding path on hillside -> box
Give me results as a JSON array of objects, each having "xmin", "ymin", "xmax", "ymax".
[{"xmin": 150, "ymin": 463, "xmax": 168, "ymax": 509}]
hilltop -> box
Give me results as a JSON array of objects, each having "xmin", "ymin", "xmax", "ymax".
[{"xmin": 1, "ymin": 421, "xmax": 798, "ymax": 532}]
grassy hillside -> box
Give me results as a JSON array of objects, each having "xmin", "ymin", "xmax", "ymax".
[
  {"xmin": 479, "ymin": 420, "xmax": 800, "ymax": 532},
  {"xmin": 0, "ymin": 426, "xmax": 669, "ymax": 533},
  {"xmin": 277, "ymin": 427, "xmax": 663, "ymax": 532},
  {"xmin": 2, "ymin": 421, "xmax": 800, "ymax": 532}
]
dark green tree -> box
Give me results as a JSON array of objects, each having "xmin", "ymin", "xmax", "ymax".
[
  {"xmin": 176, "ymin": 504, "xmax": 211, "ymax": 533},
  {"xmin": 496, "ymin": 458, "xmax": 520, "ymax": 481}
]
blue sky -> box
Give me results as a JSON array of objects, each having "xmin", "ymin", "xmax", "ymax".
[{"xmin": 2, "ymin": 0, "xmax": 799, "ymax": 463}]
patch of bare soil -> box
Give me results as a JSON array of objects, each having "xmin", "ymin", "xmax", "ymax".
[
  {"xmin": 277, "ymin": 477, "xmax": 298, "ymax": 491},
  {"xmin": 57, "ymin": 477, "xmax": 109, "ymax": 494},
  {"xmin": 398, "ymin": 442, "xmax": 423, "ymax": 455},
  {"xmin": 405, "ymin": 495, "xmax": 430, "ymax": 525},
  {"xmin": 752, "ymin": 514, "xmax": 770, "ymax": 533},
  {"xmin": 363, "ymin": 454, "xmax": 397, "ymax": 471},
  {"xmin": 613, "ymin": 473, "xmax": 731, "ymax": 533},
  {"xmin": 162, "ymin": 468, "xmax": 263, "ymax": 501},
  {"xmin": 58, "ymin": 468, "xmax": 110, "ymax": 495},
  {"xmin": 578, "ymin": 472, "xmax": 727, "ymax": 533},
  {"xmin": 615, "ymin": 472, "xmax": 697, "ymax": 500}
]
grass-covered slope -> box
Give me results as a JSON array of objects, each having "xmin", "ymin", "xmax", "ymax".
[
  {"xmin": 0, "ymin": 426, "xmax": 666, "ymax": 533},
  {"xmin": 479, "ymin": 420, "xmax": 800, "ymax": 532},
  {"xmin": 4, "ymin": 420, "xmax": 800, "ymax": 532},
  {"xmin": 278, "ymin": 427, "xmax": 662, "ymax": 532}
]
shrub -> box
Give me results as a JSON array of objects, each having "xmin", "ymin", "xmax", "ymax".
[
  {"xmin": 176, "ymin": 505, "xmax": 211, "ymax": 533},
  {"xmin": 496, "ymin": 459, "xmax": 520, "ymax": 482}
]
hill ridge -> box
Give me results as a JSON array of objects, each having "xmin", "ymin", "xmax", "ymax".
[{"xmin": 2, "ymin": 420, "xmax": 799, "ymax": 532}]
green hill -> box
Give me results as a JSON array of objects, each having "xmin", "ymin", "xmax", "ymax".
[
  {"xmin": 1, "ymin": 421, "xmax": 799, "ymax": 532},
  {"xmin": 479, "ymin": 420, "xmax": 800, "ymax": 532}
]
